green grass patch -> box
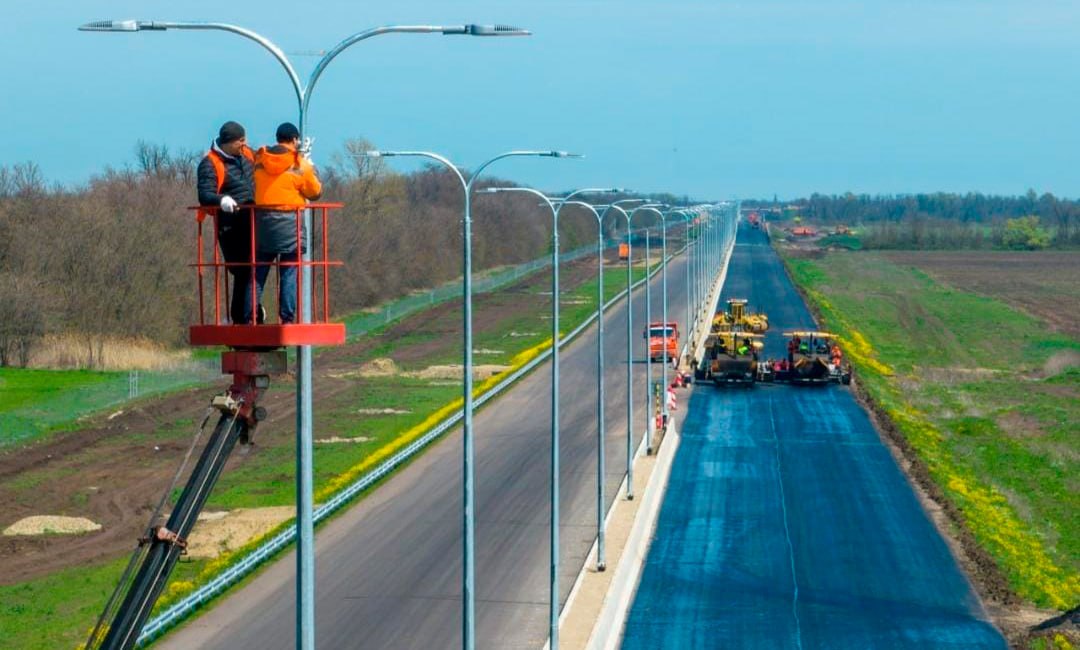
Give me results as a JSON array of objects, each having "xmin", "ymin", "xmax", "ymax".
[
  {"xmin": 0, "ymin": 368, "xmax": 119, "ymax": 447},
  {"xmin": 783, "ymin": 250, "xmax": 1080, "ymax": 610},
  {"xmin": 0, "ymin": 556, "xmax": 126, "ymax": 650}
]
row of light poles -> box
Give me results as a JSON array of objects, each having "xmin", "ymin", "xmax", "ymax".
[{"xmin": 81, "ymin": 17, "xmax": 734, "ymax": 650}]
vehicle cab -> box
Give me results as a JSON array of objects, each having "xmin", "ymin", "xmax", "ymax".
[{"xmin": 644, "ymin": 321, "xmax": 679, "ymax": 363}]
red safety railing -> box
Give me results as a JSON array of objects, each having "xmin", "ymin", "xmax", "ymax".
[{"xmin": 190, "ymin": 203, "xmax": 346, "ymax": 348}]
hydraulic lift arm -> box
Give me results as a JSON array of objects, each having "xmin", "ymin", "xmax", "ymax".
[{"xmin": 86, "ymin": 350, "xmax": 284, "ymax": 650}]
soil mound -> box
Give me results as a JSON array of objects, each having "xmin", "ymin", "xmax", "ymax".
[
  {"xmin": 315, "ymin": 436, "xmax": 372, "ymax": 444},
  {"xmin": 185, "ymin": 507, "xmax": 295, "ymax": 559},
  {"xmin": 408, "ymin": 364, "xmax": 509, "ymax": 381},
  {"xmin": 3, "ymin": 516, "xmax": 102, "ymax": 536},
  {"xmin": 357, "ymin": 358, "xmax": 402, "ymax": 377}
]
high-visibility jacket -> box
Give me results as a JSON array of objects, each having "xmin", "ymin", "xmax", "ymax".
[
  {"xmin": 253, "ymin": 144, "xmax": 322, "ymax": 254},
  {"xmin": 253, "ymin": 144, "xmax": 321, "ymax": 208}
]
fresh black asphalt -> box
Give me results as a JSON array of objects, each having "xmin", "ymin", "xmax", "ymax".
[{"xmin": 621, "ymin": 224, "xmax": 1006, "ymax": 648}]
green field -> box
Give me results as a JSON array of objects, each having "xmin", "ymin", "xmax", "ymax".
[{"xmin": 783, "ymin": 250, "xmax": 1080, "ymax": 612}]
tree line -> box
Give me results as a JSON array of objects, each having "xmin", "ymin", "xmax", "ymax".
[
  {"xmin": 0, "ymin": 139, "xmax": 625, "ymax": 368},
  {"xmin": 745, "ymin": 191, "xmax": 1080, "ymax": 249}
]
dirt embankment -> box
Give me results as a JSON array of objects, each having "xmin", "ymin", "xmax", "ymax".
[{"xmin": 0, "ymin": 252, "xmax": 611, "ymax": 586}]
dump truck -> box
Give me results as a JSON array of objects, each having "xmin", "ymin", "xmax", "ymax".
[
  {"xmin": 696, "ymin": 330, "xmax": 764, "ymax": 385},
  {"xmin": 712, "ymin": 298, "xmax": 769, "ymax": 334},
  {"xmin": 644, "ymin": 321, "xmax": 679, "ymax": 363},
  {"xmin": 766, "ymin": 330, "xmax": 852, "ymax": 385}
]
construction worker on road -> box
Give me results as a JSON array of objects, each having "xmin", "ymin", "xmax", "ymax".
[{"xmin": 251, "ymin": 122, "xmax": 322, "ymax": 324}]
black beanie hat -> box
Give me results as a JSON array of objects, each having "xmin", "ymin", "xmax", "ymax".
[
  {"xmin": 218, "ymin": 121, "xmax": 246, "ymax": 145},
  {"xmin": 276, "ymin": 122, "xmax": 301, "ymax": 143}
]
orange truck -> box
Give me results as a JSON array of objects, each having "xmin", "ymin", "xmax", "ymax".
[
  {"xmin": 618, "ymin": 242, "xmax": 630, "ymax": 260},
  {"xmin": 644, "ymin": 321, "xmax": 679, "ymax": 362}
]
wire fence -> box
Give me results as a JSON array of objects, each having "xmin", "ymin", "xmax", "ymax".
[{"xmin": 0, "ymin": 359, "xmax": 222, "ymax": 447}]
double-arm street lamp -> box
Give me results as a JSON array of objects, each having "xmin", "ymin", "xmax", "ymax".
[
  {"xmin": 593, "ymin": 202, "xmax": 662, "ymax": 502},
  {"xmin": 82, "ymin": 19, "xmax": 529, "ymax": 650},
  {"xmin": 477, "ymin": 186, "xmax": 617, "ymax": 650},
  {"xmin": 359, "ymin": 151, "xmax": 580, "ymax": 650},
  {"xmin": 632, "ymin": 206, "xmax": 685, "ymax": 437}
]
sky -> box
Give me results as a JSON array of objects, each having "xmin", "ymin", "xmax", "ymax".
[{"xmin": 2, "ymin": 0, "xmax": 1079, "ymax": 199}]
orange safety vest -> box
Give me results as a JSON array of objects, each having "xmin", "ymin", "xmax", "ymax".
[{"xmin": 206, "ymin": 146, "xmax": 255, "ymax": 193}]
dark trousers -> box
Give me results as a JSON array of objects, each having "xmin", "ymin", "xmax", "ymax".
[
  {"xmin": 230, "ymin": 267, "xmax": 255, "ymax": 324},
  {"xmin": 219, "ymin": 224, "xmax": 254, "ymax": 324}
]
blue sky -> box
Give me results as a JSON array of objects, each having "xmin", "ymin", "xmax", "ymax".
[{"xmin": 3, "ymin": 0, "xmax": 1078, "ymax": 198}]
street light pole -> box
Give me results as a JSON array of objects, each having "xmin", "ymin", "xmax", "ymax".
[
  {"xmin": 633, "ymin": 206, "xmax": 685, "ymax": 444},
  {"xmin": 678, "ymin": 212, "xmax": 694, "ymax": 349},
  {"xmin": 556, "ymin": 198, "xmax": 619, "ymax": 572},
  {"xmin": 361, "ymin": 152, "xmax": 579, "ymax": 650},
  {"xmin": 476, "ymin": 186, "xmax": 614, "ymax": 650}
]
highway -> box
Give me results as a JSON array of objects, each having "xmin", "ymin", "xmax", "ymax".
[
  {"xmin": 621, "ymin": 224, "xmax": 1006, "ymax": 648},
  {"xmin": 158, "ymin": 245, "xmax": 697, "ymax": 648}
]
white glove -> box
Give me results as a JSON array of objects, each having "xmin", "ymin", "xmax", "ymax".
[
  {"xmin": 300, "ymin": 136, "xmax": 314, "ymax": 156},
  {"xmin": 220, "ymin": 195, "xmax": 238, "ymax": 213}
]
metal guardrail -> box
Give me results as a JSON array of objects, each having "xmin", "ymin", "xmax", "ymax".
[{"xmin": 138, "ymin": 246, "xmax": 687, "ymax": 646}]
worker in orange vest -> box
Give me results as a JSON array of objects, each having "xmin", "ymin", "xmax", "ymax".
[
  {"xmin": 197, "ymin": 121, "xmax": 257, "ymax": 324},
  {"xmin": 251, "ymin": 122, "xmax": 322, "ymax": 324}
]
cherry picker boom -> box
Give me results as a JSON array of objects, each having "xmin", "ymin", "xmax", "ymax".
[{"xmin": 85, "ymin": 204, "xmax": 344, "ymax": 649}]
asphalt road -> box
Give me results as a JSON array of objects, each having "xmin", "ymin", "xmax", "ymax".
[
  {"xmin": 158, "ymin": 246, "xmax": 697, "ymax": 649},
  {"xmin": 621, "ymin": 224, "xmax": 1006, "ymax": 648}
]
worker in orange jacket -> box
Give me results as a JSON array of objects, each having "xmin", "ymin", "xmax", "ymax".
[{"xmin": 250, "ymin": 122, "xmax": 322, "ymax": 324}]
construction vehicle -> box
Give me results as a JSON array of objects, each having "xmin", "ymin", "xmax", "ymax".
[
  {"xmin": 696, "ymin": 330, "xmax": 764, "ymax": 385},
  {"xmin": 618, "ymin": 242, "xmax": 630, "ymax": 260},
  {"xmin": 712, "ymin": 298, "xmax": 769, "ymax": 334},
  {"xmin": 85, "ymin": 203, "xmax": 345, "ymax": 650},
  {"xmin": 767, "ymin": 331, "xmax": 851, "ymax": 385},
  {"xmin": 644, "ymin": 321, "xmax": 679, "ymax": 363}
]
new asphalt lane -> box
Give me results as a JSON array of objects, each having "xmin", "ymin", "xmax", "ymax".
[
  {"xmin": 158, "ymin": 244, "xmax": 697, "ymax": 649},
  {"xmin": 621, "ymin": 224, "xmax": 1006, "ymax": 648}
]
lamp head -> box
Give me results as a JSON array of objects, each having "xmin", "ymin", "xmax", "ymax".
[
  {"xmin": 79, "ymin": 19, "xmax": 141, "ymax": 32},
  {"xmin": 450, "ymin": 24, "xmax": 531, "ymax": 36}
]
